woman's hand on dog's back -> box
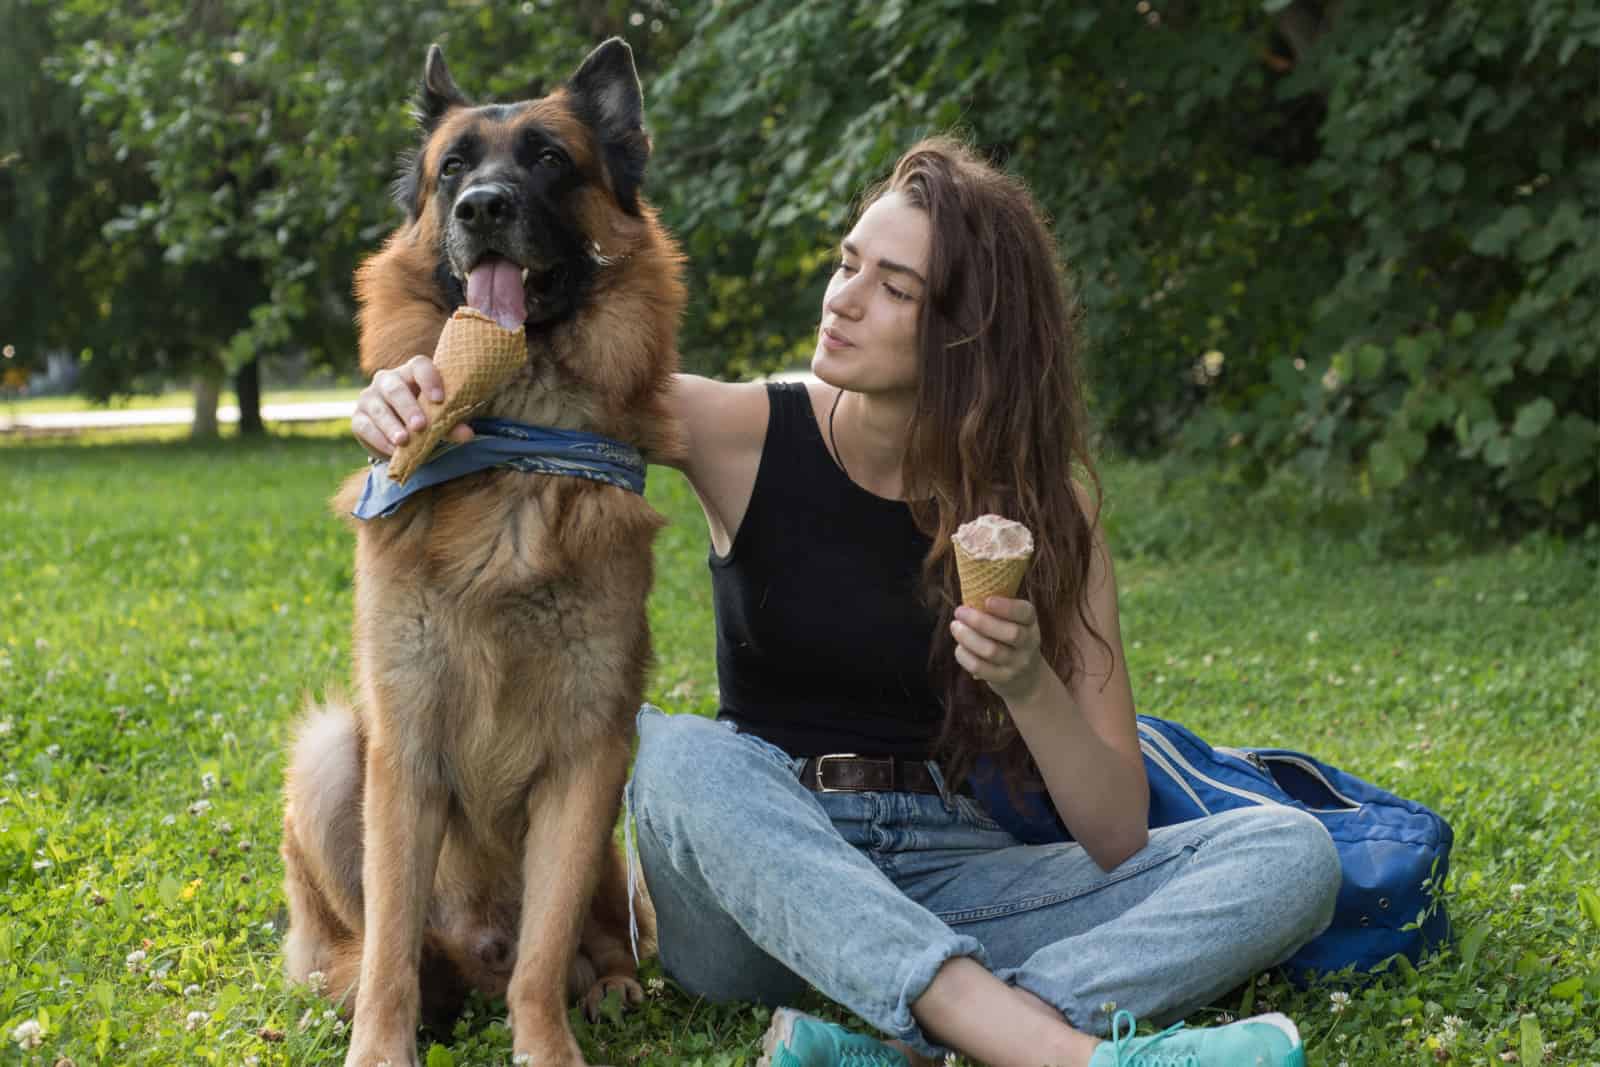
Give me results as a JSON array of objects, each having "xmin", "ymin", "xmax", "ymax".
[{"xmin": 352, "ymin": 356, "xmax": 476, "ymax": 459}]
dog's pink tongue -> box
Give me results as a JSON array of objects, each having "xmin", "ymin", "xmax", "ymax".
[{"xmin": 465, "ymin": 257, "xmax": 526, "ymax": 331}]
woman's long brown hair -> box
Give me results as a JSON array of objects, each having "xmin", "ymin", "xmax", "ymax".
[{"xmin": 870, "ymin": 136, "xmax": 1105, "ymax": 793}]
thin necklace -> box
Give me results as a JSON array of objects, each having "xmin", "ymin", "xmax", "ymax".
[{"xmin": 828, "ymin": 386, "xmax": 851, "ymax": 482}]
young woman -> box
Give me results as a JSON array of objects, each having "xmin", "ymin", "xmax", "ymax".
[{"xmin": 351, "ymin": 137, "xmax": 1341, "ymax": 1067}]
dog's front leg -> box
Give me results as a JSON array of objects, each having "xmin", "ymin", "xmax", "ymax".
[
  {"xmin": 345, "ymin": 733, "xmax": 449, "ymax": 1067},
  {"xmin": 508, "ymin": 737, "xmax": 631, "ymax": 1067}
]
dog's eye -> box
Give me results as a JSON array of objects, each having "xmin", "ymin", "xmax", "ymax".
[
  {"xmin": 441, "ymin": 156, "xmax": 465, "ymax": 177},
  {"xmin": 537, "ymin": 148, "xmax": 564, "ymax": 169}
]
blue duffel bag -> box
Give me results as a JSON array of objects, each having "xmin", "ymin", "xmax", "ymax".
[{"xmin": 967, "ymin": 714, "xmax": 1454, "ymax": 984}]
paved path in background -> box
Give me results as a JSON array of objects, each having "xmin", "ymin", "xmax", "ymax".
[
  {"xmin": 0, "ymin": 400, "xmax": 356, "ymax": 433},
  {"xmin": 0, "ymin": 373, "xmax": 815, "ymax": 433}
]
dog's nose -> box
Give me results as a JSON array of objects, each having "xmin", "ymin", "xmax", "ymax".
[{"xmin": 454, "ymin": 186, "xmax": 514, "ymax": 232}]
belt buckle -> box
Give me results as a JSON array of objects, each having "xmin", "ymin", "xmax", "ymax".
[{"xmin": 815, "ymin": 753, "xmax": 895, "ymax": 792}]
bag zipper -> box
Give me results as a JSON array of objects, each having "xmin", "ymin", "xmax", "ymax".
[
  {"xmin": 1138, "ymin": 724, "xmax": 1283, "ymax": 808},
  {"xmin": 1216, "ymin": 745, "xmax": 1269, "ymax": 772},
  {"xmin": 1253, "ymin": 751, "xmax": 1363, "ymax": 811},
  {"xmin": 1137, "ymin": 740, "xmax": 1212, "ymax": 815}
]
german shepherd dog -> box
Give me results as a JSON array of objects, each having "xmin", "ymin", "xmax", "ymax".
[{"xmin": 280, "ymin": 39, "xmax": 681, "ymax": 1067}]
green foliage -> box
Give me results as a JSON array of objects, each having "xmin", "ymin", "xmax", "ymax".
[
  {"xmin": 1191, "ymin": 0, "xmax": 1600, "ymax": 532},
  {"xmin": 5, "ymin": 0, "xmax": 678, "ymax": 395},
  {"xmin": 647, "ymin": 0, "xmax": 1596, "ymax": 530},
  {"xmin": 1, "ymin": 427, "xmax": 1598, "ymax": 1064}
]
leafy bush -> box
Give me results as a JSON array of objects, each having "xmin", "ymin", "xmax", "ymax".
[
  {"xmin": 648, "ymin": 0, "xmax": 1598, "ymax": 529},
  {"xmin": 1195, "ymin": 0, "xmax": 1600, "ymax": 531}
]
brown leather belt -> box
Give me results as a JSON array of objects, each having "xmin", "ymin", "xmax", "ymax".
[{"xmin": 798, "ymin": 754, "xmax": 971, "ymax": 796}]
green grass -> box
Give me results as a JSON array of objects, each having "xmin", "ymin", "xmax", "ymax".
[{"xmin": 2, "ymin": 426, "xmax": 1596, "ymax": 1065}]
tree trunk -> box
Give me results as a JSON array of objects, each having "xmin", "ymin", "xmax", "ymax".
[
  {"xmin": 235, "ymin": 357, "xmax": 264, "ymax": 436},
  {"xmin": 192, "ymin": 372, "xmax": 222, "ymax": 439}
]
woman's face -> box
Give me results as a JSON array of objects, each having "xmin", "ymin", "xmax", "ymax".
[{"xmin": 811, "ymin": 191, "xmax": 930, "ymax": 397}]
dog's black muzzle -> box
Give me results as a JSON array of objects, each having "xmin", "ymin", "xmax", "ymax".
[{"xmin": 454, "ymin": 182, "xmax": 518, "ymax": 236}]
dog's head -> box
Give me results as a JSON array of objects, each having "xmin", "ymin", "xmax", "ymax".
[{"xmin": 395, "ymin": 39, "xmax": 650, "ymax": 331}]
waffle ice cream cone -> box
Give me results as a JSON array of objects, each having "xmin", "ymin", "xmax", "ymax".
[
  {"xmin": 387, "ymin": 307, "xmax": 526, "ymax": 485},
  {"xmin": 952, "ymin": 515, "xmax": 1034, "ymax": 608}
]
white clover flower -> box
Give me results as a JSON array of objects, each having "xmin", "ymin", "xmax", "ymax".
[
  {"xmin": 305, "ymin": 970, "xmax": 326, "ymax": 993},
  {"xmin": 183, "ymin": 983, "xmax": 201, "ymax": 997},
  {"xmin": 188, "ymin": 799, "xmax": 211, "ymax": 816},
  {"xmin": 646, "ymin": 977, "xmax": 665, "ymax": 996},
  {"xmin": 1329, "ymin": 991, "xmax": 1350, "ymax": 1014},
  {"xmin": 251, "ymin": 982, "xmax": 266, "ymax": 993},
  {"xmin": 11, "ymin": 1019, "xmax": 42, "ymax": 1049},
  {"xmin": 126, "ymin": 949, "xmax": 147, "ymax": 972},
  {"xmin": 185, "ymin": 1011, "xmax": 208, "ymax": 1031},
  {"xmin": 200, "ymin": 772, "xmax": 216, "ymax": 793},
  {"xmin": 45, "ymin": 744, "xmax": 61, "ymax": 758},
  {"xmin": 1509, "ymin": 883, "xmax": 1527, "ymax": 899}
]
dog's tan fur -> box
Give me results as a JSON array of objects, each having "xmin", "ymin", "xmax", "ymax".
[{"xmin": 281, "ymin": 52, "xmax": 681, "ymax": 1067}]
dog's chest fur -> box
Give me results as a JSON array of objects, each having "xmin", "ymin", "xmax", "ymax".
[{"xmin": 341, "ymin": 466, "xmax": 662, "ymax": 829}]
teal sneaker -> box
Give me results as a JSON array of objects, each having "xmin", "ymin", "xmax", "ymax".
[
  {"xmin": 1088, "ymin": 1009, "xmax": 1305, "ymax": 1067},
  {"xmin": 757, "ymin": 1007, "xmax": 911, "ymax": 1067}
]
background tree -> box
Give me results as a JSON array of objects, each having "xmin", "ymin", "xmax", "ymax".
[{"xmin": 15, "ymin": 0, "xmax": 682, "ymax": 434}]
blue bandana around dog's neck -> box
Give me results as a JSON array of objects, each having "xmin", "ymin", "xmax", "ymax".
[{"xmin": 351, "ymin": 417, "xmax": 646, "ymax": 521}]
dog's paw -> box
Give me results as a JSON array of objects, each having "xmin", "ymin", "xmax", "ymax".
[
  {"xmin": 581, "ymin": 974, "xmax": 645, "ymax": 1022},
  {"xmin": 344, "ymin": 1031, "xmax": 418, "ymax": 1067}
]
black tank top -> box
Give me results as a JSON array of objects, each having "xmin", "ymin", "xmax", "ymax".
[{"xmin": 711, "ymin": 382, "xmax": 943, "ymax": 757}]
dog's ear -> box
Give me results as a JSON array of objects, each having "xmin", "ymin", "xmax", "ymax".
[
  {"xmin": 417, "ymin": 44, "xmax": 470, "ymax": 133},
  {"xmin": 567, "ymin": 37, "xmax": 649, "ymax": 216},
  {"xmin": 393, "ymin": 45, "xmax": 471, "ymax": 220}
]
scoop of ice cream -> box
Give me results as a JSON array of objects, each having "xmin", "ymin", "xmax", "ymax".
[{"xmin": 952, "ymin": 514, "xmax": 1034, "ymax": 561}]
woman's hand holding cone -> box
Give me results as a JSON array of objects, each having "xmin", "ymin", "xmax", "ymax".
[
  {"xmin": 951, "ymin": 596, "xmax": 1046, "ymax": 705},
  {"xmin": 352, "ymin": 355, "xmax": 476, "ymax": 460}
]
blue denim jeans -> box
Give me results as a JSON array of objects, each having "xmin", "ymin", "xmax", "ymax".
[{"xmin": 627, "ymin": 706, "xmax": 1339, "ymax": 1057}]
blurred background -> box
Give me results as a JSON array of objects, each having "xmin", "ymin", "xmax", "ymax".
[{"xmin": 2, "ymin": 0, "xmax": 1595, "ymax": 534}]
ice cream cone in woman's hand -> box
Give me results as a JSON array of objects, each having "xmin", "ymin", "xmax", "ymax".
[
  {"xmin": 952, "ymin": 515, "xmax": 1034, "ymax": 608},
  {"xmin": 387, "ymin": 307, "xmax": 526, "ymax": 485}
]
